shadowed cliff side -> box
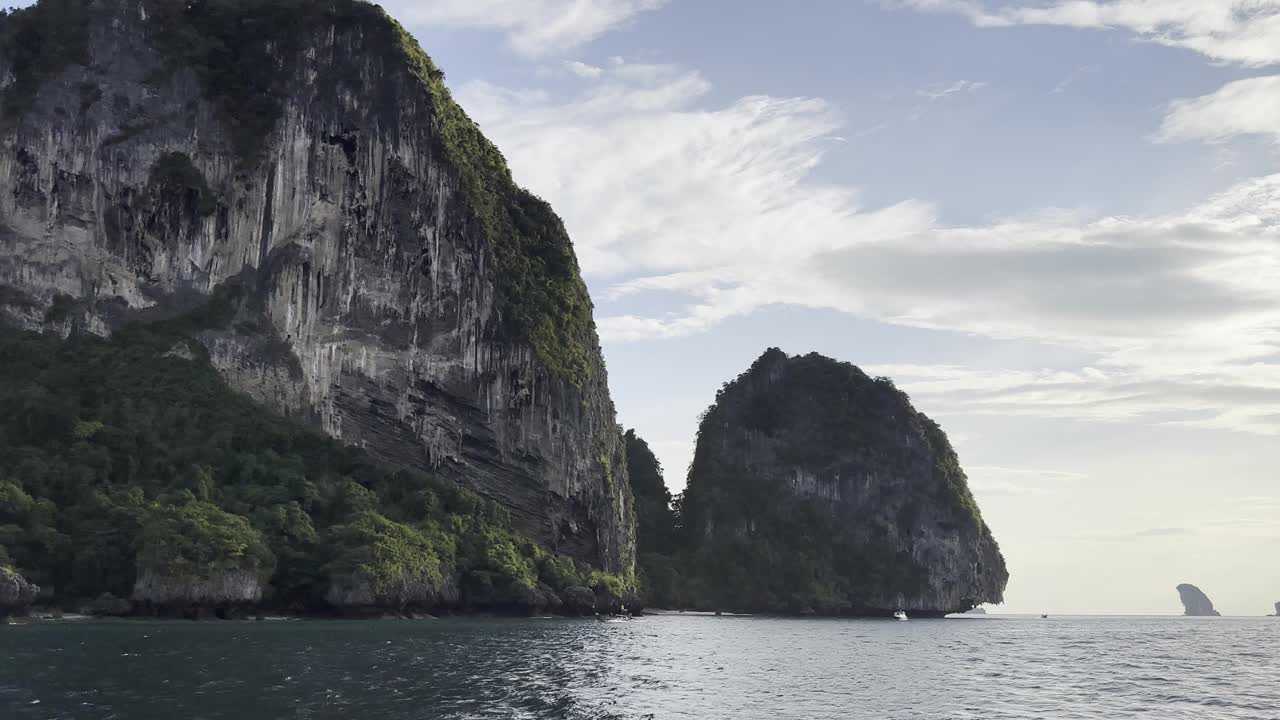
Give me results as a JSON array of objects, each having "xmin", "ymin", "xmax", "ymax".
[
  {"xmin": 623, "ymin": 430, "xmax": 683, "ymax": 608},
  {"xmin": 676, "ymin": 349, "xmax": 1007, "ymax": 616}
]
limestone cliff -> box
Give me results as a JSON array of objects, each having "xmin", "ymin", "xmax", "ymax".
[
  {"xmin": 0, "ymin": 566, "xmax": 39, "ymax": 618},
  {"xmin": 133, "ymin": 569, "xmax": 263, "ymax": 609},
  {"xmin": 0, "ymin": 0, "xmax": 634, "ymax": 575},
  {"xmin": 679, "ymin": 349, "xmax": 1007, "ymax": 616},
  {"xmin": 1176, "ymin": 584, "xmax": 1220, "ymax": 617}
]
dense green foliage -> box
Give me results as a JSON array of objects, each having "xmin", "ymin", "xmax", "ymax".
[
  {"xmin": 327, "ymin": 511, "xmax": 448, "ymax": 604},
  {"xmin": 0, "ymin": 322, "xmax": 619, "ymax": 611},
  {"xmin": 625, "ymin": 431, "xmax": 678, "ymax": 556},
  {"xmin": 0, "ymin": 0, "xmax": 91, "ymax": 122},
  {"xmin": 137, "ymin": 501, "xmax": 274, "ymax": 583},
  {"xmin": 623, "ymin": 430, "xmax": 685, "ymax": 607}
]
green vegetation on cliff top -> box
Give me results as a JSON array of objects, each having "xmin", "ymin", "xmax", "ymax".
[
  {"xmin": 0, "ymin": 0, "xmax": 90, "ymax": 122},
  {"xmin": 137, "ymin": 501, "xmax": 275, "ymax": 584},
  {"xmin": 0, "ymin": 323, "xmax": 623, "ymax": 612}
]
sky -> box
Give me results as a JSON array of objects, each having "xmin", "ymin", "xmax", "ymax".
[
  {"xmin": 376, "ymin": 0, "xmax": 1280, "ymax": 617},
  {"xmin": 22, "ymin": 0, "xmax": 1279, "ymax": 616}
]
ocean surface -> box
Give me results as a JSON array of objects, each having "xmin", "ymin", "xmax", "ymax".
[{"xmin": 2, "ymin": 614, "xmax": 1277, "ymax": 719}]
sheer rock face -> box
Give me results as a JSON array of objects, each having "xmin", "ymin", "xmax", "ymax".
[
  {"xmin": 0, "ymin": 1, "xmax": 633, "ymax": 574},
  {"xmin": 683, "ymin": 349, "xmax": 1007, "ymax": 615},
  {"xmin": 1273, "ymin": 601, "xmax": 1279, "ymax": 617},
  {"xmin": 1176, "ymin": 584, "xmax": 1220, "ymax": 616},
  {"xmin": 132, "ymin": 569, "xmax": 262, "ymax": 608},
  {"xmin": 325, "ymin": 571, "xmax": 459, "ymax": 612},
  {"xmin": 0, "ymin": 567, "xmax": 39, "ymax": 617}
]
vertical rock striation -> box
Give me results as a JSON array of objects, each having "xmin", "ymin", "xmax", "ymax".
[
  {"xmin": 680, "ymin": 349, "xmax": 1007, "ymax": 616},
  {"xmin": 0, "ymin": 567, "xmax": 39, "ymax": 619},
  {"xmin": 0, "ymin": 0, "xmax": 634, "ymax": 575}
]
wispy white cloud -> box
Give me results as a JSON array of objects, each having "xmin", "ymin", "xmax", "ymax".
[
  {"xmin": 379, "ymin": 0, "xmax": 667, "ymax": 55},
  {"xmin": 917, "ymin": 79, "xmax": 988, "ymax": 100},
  {"xmin": 1157, "ymin": 75, "xmax": 1280, "ymax": 143},
  {"xmin": 564, "ymin": 60, "xmax": 605, "ymax": 78},
  {"xmin": 894, "ymin": 0, "xmax": 1280, "ymax": 67},
  {"xmin": 965, "ymin": 465, "xmax": 1088, "ymax": 497},
  {"xmin": 1135, "ymin": 527, "xmax": 1196, "ymax": 537},
  {"xmin": 1049, "ymin": 63, "xmax": 1102, "ymax": 94},
  {"xmin": 460, "ymin": 59, "xmax": 1280, "ymax": 437}
]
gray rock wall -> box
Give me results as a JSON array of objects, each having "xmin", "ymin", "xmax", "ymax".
[
  {"xmin": 1176, "ymin": 584, "xmax": 1220, "ymax": 616},
  {"xmin": 0, "ymin": 567, "xmax": 39, "ymax": 617},
  {"xmin": 133, "ymin": 569, "xmax": 262, "ymax": 607}
]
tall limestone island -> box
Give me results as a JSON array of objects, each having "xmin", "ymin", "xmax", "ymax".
[
  {"xmin": 1176, "ymin": 584, "xmax": 1220, "ymax": 617},
  {"xmin": 680, "ymin": 349, "xmax": 1007, "ymax": 616},
  {"xmin": 0, "ymin": 0, "xmax": 634, "ymax": 583}
]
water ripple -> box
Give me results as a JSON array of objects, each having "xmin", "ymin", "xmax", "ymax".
[{"xmin": 1, "ymin": 616, "xmax": 1278, "ymax": 719}]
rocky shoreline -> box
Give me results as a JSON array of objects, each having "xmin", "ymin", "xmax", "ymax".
[{"xmin": 2, "ymin": 582, "xmax": 641, "ymax": 624}]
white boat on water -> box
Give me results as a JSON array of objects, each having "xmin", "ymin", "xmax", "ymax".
[{"xmin": 894, "ymin": 611, "xmax": 909, "ymax": 621}]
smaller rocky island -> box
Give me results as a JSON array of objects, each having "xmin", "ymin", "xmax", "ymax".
[
  {"xmin": 1176, "ymin": 584, "xmax": 1221, "ymax": 616},
  {"xmin": 1271, "ymin": 602, "xmax": 1279, "ymax": 617}
]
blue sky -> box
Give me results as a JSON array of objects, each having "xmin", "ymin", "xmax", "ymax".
[
  {"xmin": 379, "ymin": 0, "xmax": 1280, "ymax": 616},
  {"xmin": 19, "ymin": 0, "xmax": 1277, "ymax": 615}
]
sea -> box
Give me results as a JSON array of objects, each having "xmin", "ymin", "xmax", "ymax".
[{"xmin": 2, "ymin": 614, "xmax": 1277, "ymax": 719}]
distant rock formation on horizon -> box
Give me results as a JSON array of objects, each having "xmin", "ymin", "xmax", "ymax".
[
  {"xmin": 1272, "ymin": 601, "xmax": 1279, "ymax": 617},
  {"xmin": 1175, "ymin": 584, "xmax": 1221, "ymax": 616},
  {"xmin": 964, "ymin": 607, "xmax": 988, "ymax": 615}
]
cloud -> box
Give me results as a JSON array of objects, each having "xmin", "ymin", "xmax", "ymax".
[
  {"xmin": 966, "ymin": 466, "xmax": 1089, "ymax": 481},
  {"xmin": 1135, "ymin": 527, "xmax": 1196, "ymax": 537},
  {"xmin": 378, "ymin": 0, "xmax": 667, "ymax": 55},
  {"xmin": 1049, "ymin": 63, "xmax": 1102, "ymax": 94},
  {"xmin": 894, "ymin": 0, "xmax": 1280, "ymax": 67},
  {"xmin": 1157, "ymin": 75, "xmax": 1280, "ymax": 143},
  {"xmin": 917, "ymin": 79, "xmax": 988, "ymax": 100},
  {"xmin": 458, "ymin": 60, "xmax": 1280, "ymax": 436},
  {"xmin": 458, "ymin": 60, "xmax": 919, "ymax": 279},
  {"xmin": 965, "ymin": 465, "xmax": 1087, "ymax": 497},
  {"xmin": 565, "ymin": 60, "xmax": 605, "ymax": 79},
  {"xmin": 1067, "ymin": 526, "xmax": 1199, "ymax": 543}
]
